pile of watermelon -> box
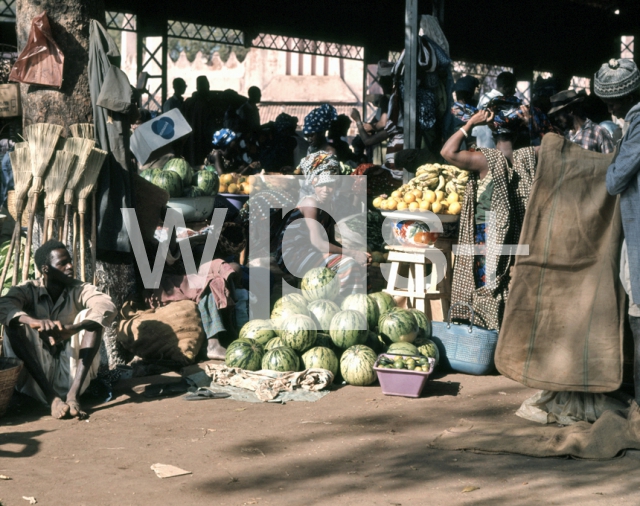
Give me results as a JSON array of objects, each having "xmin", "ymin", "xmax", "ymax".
[
  {"xmin": 140, "ymin": 158, "xmax": 219, "ymax": 199},
  {"xmin": 225, "ymin": 267, "xmax": 440, "ymax": 385}
]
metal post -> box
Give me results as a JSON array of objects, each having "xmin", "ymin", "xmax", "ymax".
[{"xmin": 404, "ymin": 0, "xmax": 418, "ymax": 152}]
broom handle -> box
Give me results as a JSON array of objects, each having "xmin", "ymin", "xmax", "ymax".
[
  {"xmin": 72, "ymin": 211, "xmax": 78, "ymax": 278},
  {"xmin": 91, "ymin": 191, "xmax": 97, "ymax": 285},
  {"xmin": 12, "ymin": 212, "xmax": 22, "ymax": 286},
  {"xmin": 22, "ymin": 192, "xmax": 38, "ymax": 282},
  {"xmin": 43, "ymin": 219, "xmax": 50, "ymax": 244},
  {"xmin": 80, "ymin": 212, "xmax": 86, "ymax": 282},
  {"xmin": 0, "ymin": 224, "xmax": 18, "ymax": 290},
  {"xmin": 63, "ymin": 204, "xmax": 71, "ymax": 247}
]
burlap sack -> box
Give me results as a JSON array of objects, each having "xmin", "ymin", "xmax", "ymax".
[{"xmin": 116, "ymin": 300, "xmax": 205, "ymax": 365}]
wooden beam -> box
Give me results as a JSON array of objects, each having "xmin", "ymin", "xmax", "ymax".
[{"xmin": 403, "ymin": 0, "xmax": 418, "ymax": 152}]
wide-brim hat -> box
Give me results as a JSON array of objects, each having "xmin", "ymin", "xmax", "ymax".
[{"xmin": 548, "ymin": 89, "xmax": 586, "ymax": 115}]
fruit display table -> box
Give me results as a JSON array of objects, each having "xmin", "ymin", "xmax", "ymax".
[{"xmin": 382, "ymin": 239, "xmax": 453, "ymax": 322}]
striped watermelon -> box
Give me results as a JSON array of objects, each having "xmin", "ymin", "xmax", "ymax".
[
  {"xmin": 341, "ymin": 294, "xmax": 380, "ymax": 330},
  {"xmin": 414, "ymin": 337, "xmax": 440, "ymax": 365},
  {"xmin": 274, "ymin": 293, "xmax": 308, "ymax": 310},
  {"xmin": 195, "ymin": 169, "xmax": 219, "ymax": 196},
  {"xmin": 265, "ymin": 337, "xmax": 287, "ymax": 350},
  {"xmin": 378, "ymin": 309, "xmax": 419, "ymax": 343},
  {"xmin": 152, "ymin": 170, "xmax": 183, "ymax": 198},
  {"xmin": 408, "ymin": 308, "xmax": 432, "ymax": 339},
  {"xmin": 271, "ymin": 303, "xmax": 311, "ymax": 334},
  {"xmin": 315, "ymin": 332, "xmax": 337, "ymax": 351},
  {"xmin": 140, "ymin": 168, "xmax": 160, "ymax": 182},
  {"xmin": 340, "ymin": 345, "xmax": 378, "ymax": 386},
  {"xmin": 387, "ymin": 342, "xmax": 420, "ymax": 356},
  {"xmin": 307, "ymin": 299, "xmax": 340, "ymax": 332},
  {"xmin": 365, "ymin": 331, "xmax": 385, "ymax": 354},
  {"xmin": 281, "ymin": 315, "xmax": 317, "ymax": 352},
  {"xmin": 182, "ymin": 185, "xmax": 205, "ymax": 198},
  {"xmin": 301, "ymin": 267, "xmax": 340, "ymax": 302},
  {"xmin": 302, "ymin": 346, "xmax": 339, "ymax": 377},
  {"xmin": 262, "ymin": 346, "xmax": 300, "ymax": 372},
  {"xmin": 239, "ymin": 319, "xmax": 276, "ymax": 345},
  {"xmin": 368, "ymin": 292, "xmax": 396, "ymax": 316},
  {"xmin": 225, "ymin": 340, "xmax": 264, "ymax": 371},
  {"xmin": 163, "ymin": 157, "xmax": 194, "ymax": 185},
  {"xmin": 329, "ymin": 310, "xmax": 368, "ymax": 349}
]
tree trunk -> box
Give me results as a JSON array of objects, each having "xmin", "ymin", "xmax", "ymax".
[{"xmin": 16, "ymin": 0, "xmax": 105, "ymax": 133}]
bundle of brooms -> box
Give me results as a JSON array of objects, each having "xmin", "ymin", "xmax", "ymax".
[
  {"xmin": 43, "ymin": 151, "xmax": 76, "ymax": 243},
  {"xmin": 61, "ymin": 137, "xmax": 95, "ymax": 244}
]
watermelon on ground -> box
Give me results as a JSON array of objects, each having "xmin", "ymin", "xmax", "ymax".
[
  {"xmin": 195, "ymin": 169, "xmax": 219, "ymax": 197},
  {"xmin": 378, "ymin": 309, "xmax": 419, "ymax": 343},
  {"xmin": 329, "ymin": 310, "xmax": 368, "ymax": 349},
  {"xmin": 307, "ymin": 299, "xmax": 340, "ymax": 332},
  {"xmin": 302, "ymin": 346, "xmax": 339, "ymax": 377},
  {"xmin": 301, "ymin": 267, "xmax": 340, "ymax": 302},
  {"xmin": 315, "ymin": 333, "xmax": 337, "ymax": 351},
  {"xmin": 239, "ymin": 320, "xmax": 276, "ymax": 345},
  {"xmin": 274, "ymin": 293, "xmax": 308, "ymax": 310},
  {"xmin": 225, "ymin": 340, "xmax": 264, "ymax": 371},
  {"xmin": 386, "ymin": 342, "xmax": 420, "ymax": 356},
  {"xmin": 340, "ymin": 345, "xmax": 378, "ymax": 386},
  {"xmin": 182, "ymin": 185, "xmax": 205, "ymax": 198},
  {"xmin": 140, "ymin": 168, "xmax": 160, "ymax": 182},
  {"xmin": 368, "ymin": 292, "xmax": 396, "ymax": 316},
  {"xmin": 262, "ymin": 346, "xmax": 300, "ymax": 372},
  {"xmin": 341, "ymin": 293, "xmax": 379, "ymax": 330},
  {"xmin": 365, "ymin": 331, "xmax": 385, "ymax": 354},
  {"xmin": 414, "ymin": 337, "xmax": 440, "ymax": 365},
  {"xmin": 163, "ymin": 157, "xmax": 194, "ymax": 185},
  {"xmin": 152, "ymin": 170, "xmax": 183, "ymax": 198},
  {"xmin": 280, "ymin": 315, "xmax": 317, "ymax": 352},
  {"xmin": 408, "ymin": 308, "xmax": 432, "ymax": 339},
  {"xmin": 271, "ymin": 303, "xmax": 311, "ymax": 334},
  {"xmin": 265, "ymin": 337, "xmax": 287, "ymax": 350}
]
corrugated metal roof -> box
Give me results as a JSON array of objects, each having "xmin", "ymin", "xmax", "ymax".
[{"xmin": 259, "ymin": 104, "xmax": 358, "ymax": 125}]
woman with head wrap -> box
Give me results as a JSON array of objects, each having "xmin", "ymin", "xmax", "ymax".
[
  {"xmin": 440, "ymin": 109, "xmax": 538, "ymax": 330},
  {"xmin": 207, "ymin": 128, "xmax": 260, "ymax": 175},
  {"xmin": 274, "ymin": 151, "xmax": 370, "ymax": 296},
  {"xmin": 303, "ymin": 104, "xmax": 339, "ymax": 155}
]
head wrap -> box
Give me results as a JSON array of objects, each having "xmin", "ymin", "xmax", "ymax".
[
  {"xmin": 212, "ymin": 128, "xmax": 237, "ymax": 148},
  {"xmin": 275, "ymin": 113, "xmax": 298, "ymax": 135},
  {"xmin": 303, "ymin": 104, "xmax": 338, "ymax": 135},
  {"xmin": 488, "ymin": 96, "xmax": 524, "ymax": 134},
  {"xmin": 595, "ymin": 58, "xmax": 640, "ymax": 98},
  {"xmin": 298, "ymin": 151, "xmax": 340, "ymax": 186}
]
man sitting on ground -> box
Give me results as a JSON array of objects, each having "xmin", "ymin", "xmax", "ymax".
[
  {"xmin": 548, "ymin": 89, "xmax": 614, "ymax": 153},
  {"xmin": 0, "ymin": 241, "xmax": 116, "ymax": 419}
]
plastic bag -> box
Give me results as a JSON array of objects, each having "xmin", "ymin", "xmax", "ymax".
[{"xmin": 9, "ymin": 12, "xmax": 64, "ymax": 88}]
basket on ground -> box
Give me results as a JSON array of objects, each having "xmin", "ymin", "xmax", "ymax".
[
  {"xmin": 374, "ymin": 354, "xmax": 435, "ymax": 398},
  {"xmin": 0, "ymin": 357, "xmax": 23, "ymax": 417}
]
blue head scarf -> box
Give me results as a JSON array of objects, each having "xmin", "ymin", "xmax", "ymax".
[
  {"xmin": 212, "ymin": 128, "xmax": 237, "ymax": 148},
  {"xmin": 302, "ymin": 104, "xmax": 338, "ymax": 135}
]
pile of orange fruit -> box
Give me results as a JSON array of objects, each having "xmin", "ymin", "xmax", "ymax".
[
  {"xmin": 219, "ymin": 173, "xmax": 256, "ymax": 195},
  {"xmin": 372, "ymin": 188, "xmax": 462, "ymax": 215}
]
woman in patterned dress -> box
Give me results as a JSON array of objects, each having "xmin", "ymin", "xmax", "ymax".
[{"xmin": 440, "ymin": 109, "xmax": 538, "ymax": 330}]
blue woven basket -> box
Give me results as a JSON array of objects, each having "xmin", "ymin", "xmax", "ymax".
[{"xmin": 431, "ymin": 302, "xmax": 499, "ymax": 375}]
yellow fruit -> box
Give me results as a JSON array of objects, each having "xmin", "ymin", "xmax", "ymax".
[
  {"xmin": 424, "ymin": 190, "xmax": 436, "ymax": 203},
  {"xmin": 219, "ymin": 184, "xmax": 228, "ymax": 193},
  {"xmin": 238, "ymin": 176, "xmax": 246, "ymax": 184},
  {"xmin": 403, "ymin": 193, "xmax": 416, "ymax": 204},
  {"xmin": 431, "ymin": 202, "xmax": 443, "ymax": 214},
  {"xmin": 391, "ymin": 190, "xmax": 401, "ymax": 199},
  {"xmin": 373, "ymin": 197, "xmax": 383, "ymax": 208},
  {"xmin": 412, "ymin": 189, "xmax": 423, "ymax": 198},
  {"xmin": 221, "ymin": 174, "xmax": 234, "ymax": 185},
  {"xmin": 449, "ymin": 202, "xmax": 462, "ymax": 215},
  {"xmin": 435, "ymin": 190, "xmax": 445, "ymax": 202},
  {"xmin": 386, "ymin": 198, "xmax": 398, "ymax": 210},
  {"xmin": 419, "ymin": 200, "xmax": 430, "ymax": 211},
  {"xmin": 380, "ymin": 200, "xmax": 388, "ymax": 210},
  {"xmin": 447, "ymin": 192, "xmax": 459, "ymax": 203},
  {"xmin": 247, "ymin": 175, "xmax": 257, "ymax": 185},
  {"xmin": 243, "ymin": 184, "xmax": 253, "ymax": 194},
  {"xmin": 227, "ymin": 183, "xmax": 238, "ymax": 194},
  {"xmin": 397, "ymin": 201, "xmax": 408, "ymax": 211},
  {"xmin": 408, "ymin": 202, "xmax": 419, "ymax": 212}
]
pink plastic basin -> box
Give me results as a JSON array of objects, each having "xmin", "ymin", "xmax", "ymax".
[{"xmin": 373, "ymin": 354, "xmax": 436, "ymax": 398}]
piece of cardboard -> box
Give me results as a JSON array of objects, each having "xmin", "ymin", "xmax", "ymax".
[
  {"xmin": 130, "ymin": 108, "xmax": 192, "ymax": 165},
  {"xmin": 150, "ymin": 463, "xmax": 192, "ymax": 479},
  {"xmin": 0, "ymin": 84, "xmax": 21, "ymax": 117}
]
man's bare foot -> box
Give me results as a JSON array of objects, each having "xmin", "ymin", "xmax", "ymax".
[
  {"xmin": 207, "ymin": 339, "xmax": 227, "ymax": 360},
  {"xmin": 66, "ymin": 399, "xmax": 88, "ymax": 420},
  {"xmin": 51, "ymin": 397, "xmax": 70, "ymax": 419}
]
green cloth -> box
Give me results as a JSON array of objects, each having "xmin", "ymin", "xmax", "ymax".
[{"xmin": 475, "ymin": 178, "xmax": 494, "ymax": 224}]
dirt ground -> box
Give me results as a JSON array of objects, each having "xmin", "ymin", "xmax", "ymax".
[{"xmin": 1, "ymin": 362, "xmax": 639, "ymax": 506}]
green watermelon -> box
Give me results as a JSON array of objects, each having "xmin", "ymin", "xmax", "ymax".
[
  {"xmin": 182, "ymin": 185, "xmax": 205, "ymax": 198},
  {"xmin": 262, "ymin": 346, "xmax": 300, "ymax": 372},
  {"xmin": 378, "ymin": 309, "xmax": 419, "ymax": 343},
  {"xmin": 239, "ymin": 319, "xmax": 276, "ymax": 345},
  {"xmin": 163, "ymin": 157, "xmax": 194, "ymax": 185},
  {"xmin": 195, "ymin": 169, "xmax": 219, "ymax": 196},
  {"xmin": 414, "ymin": 337, "xmax": 440, "ymax": 365},
  {"xmin": 340, "ymin": 345, "xmax": 378, "ymax": 386},
  {"xmin": 225, "ymin": 340, "xmax": 264, "ymax": 371},
  {"xmin": 369, "ymin": 292, "xmax": 396, "ymax": 316},
  {"xmin": 307, "ymin": 299, "xmax": 340, "ymax": 332},
  {"xmin": 271, "ymin": 303, "xmax": 311, "ymax": 334},
  {"xmin": 387, "ymin": 342, "xmax": 420, "ymax": 356},
  {"xmin": 315, "ymin": 332, "xmax": 337, "ymax": 351},
  {"xmin": 152, "ymin": 170, "xmax": 183, "ymax": 198},
  {"xmin": 302, "ymin": 346, "xmax": 339, "ymax": 377},
  {"xmin": 365, "ymin": 331, "xmax": 385, "ymax": 354},
  {"xmin": 280, "ymin": 315, "xmax": 317, "ymax": 352},
  {"xmin": 140, "ymin": 168, "xmax": 160, "ymax": 182},
  {"xmin": 301, "ymin": 267, "xmax": 340, "ymax": 302},
  {"xmin": 408, "ymin": 308, "xmax": 432, "ymax": 339},
  {"xmin": 274, "ymin": 293, "xmax": 308, "ymax": 310},
  {"xmin": 341, "ymin": 294, "xmax": 379, "ymax": 330},
  {"xmin": 329, "ymin": 310, "xmax": 368, "ymax": 349},
  {"xmin": 265, "ymin": 337, "xmax": 287, "ymax": 350}
]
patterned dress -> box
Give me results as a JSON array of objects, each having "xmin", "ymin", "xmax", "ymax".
[{"xmin": 451, "ymin": 147, "xmax": 537, "ymax": 330}]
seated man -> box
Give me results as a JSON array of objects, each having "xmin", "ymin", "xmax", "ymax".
[{"xmin": 0, "ymin": 240, "xmax": 116, "ymax": 419}]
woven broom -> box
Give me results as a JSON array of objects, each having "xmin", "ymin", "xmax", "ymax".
[
  {"xmin": 22, "ymin": 123, "xmax": 63, "ymax": 282},
  {"xmin": 75, "ymin": 148, "xmax": 106, "ymax": 281},
  {"xmin": 69, "ymin": 123, "xmax": 95, "ymax": 140},
  {"xmin": 61, "ymin": 138, "xmax": 95, "ymax": 245},
  {"xmin": 0, "ymin": 147, "xmax": 32, "ymax": 289},
  {"xmin": 44, "ymin": 151, "xmax": 76, "ymax": 243}
]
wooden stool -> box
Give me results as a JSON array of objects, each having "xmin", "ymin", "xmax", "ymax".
[{"xmin": 383, "ymin": 239, "xmax": 453, "ymax": 321}]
